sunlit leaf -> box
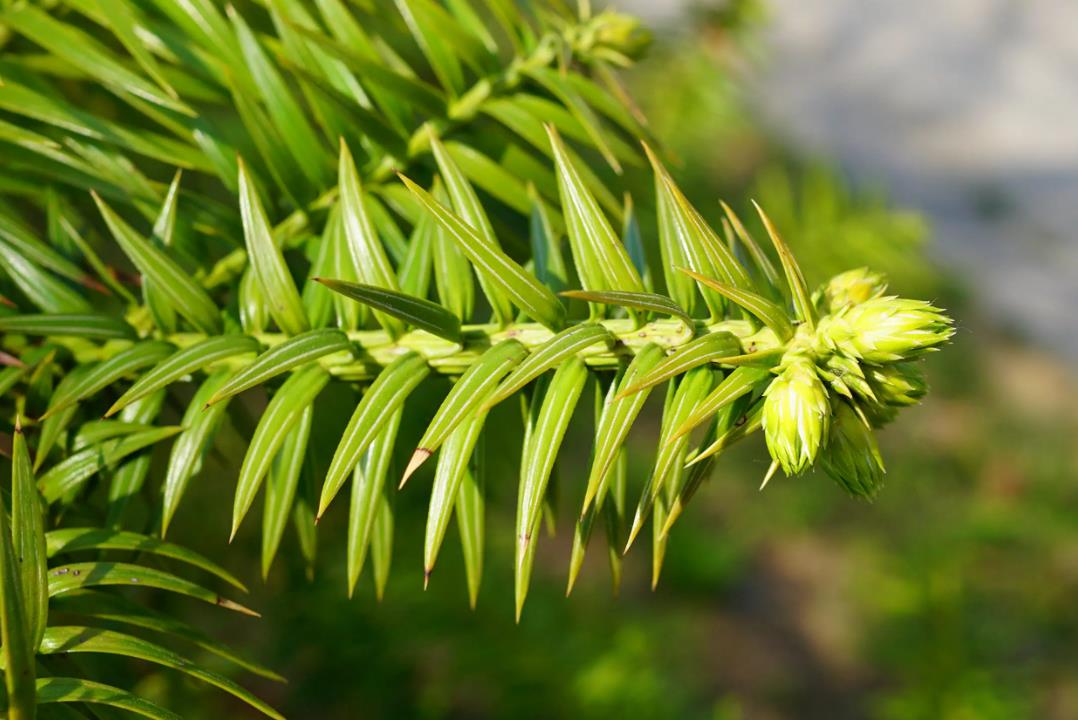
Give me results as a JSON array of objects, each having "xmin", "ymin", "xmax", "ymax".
[
  {"xmin": 485, "ymin": 322, "xmax": 613, "ymax": 408},
  {"xmin": 616, "ymin": 331, "xmax": 741, "ymax": 398},
  {"xmin": 580, "ymin": 343, "xmax": 665, "ymax": 516},
  {"xmin": 232, "ymin": 364, "xmax": 329, "ymax": 540},
  {"xmin": 38, "ymin": 627, "xmax": 283, "ymax": 719},
  {"xmin": 162, "ymin": 371, "xmax": 233, "ymax": 537},
  {"xmin": 515, "ymin": 357, "xmax": 588, "ymax": 619},
  {"xmin": 94, "ymin": 193, "xmax": 221, "ymax": 335},
  {"xmin": 0, "ymin": 314, "xmax": 135, "ymax": 340},
  {"xmin": 402, "ymin": 175, "xmax": 565, "ymax": 330},
  {"xmin": 238, "ymin": 157, "xmax": 310, "ymax": 336},
  {"xmin": 106, "ymin": 335, "xmax": 260, "ymax": 418},
  {"xmin": 677, "ymin": 268, "xmax": 794, "ymax": 341},
  {"xmin": 40, "ymin": 341, "xmax": 174, "ymax": 421},
  {"xmin": 403, "ymin": 340, "xmax": 526, "ymax": 485},
  {"xmin": 262, "ymin": 404, "xmax": 313, "ymax": 578},
  {"xmin": 38, "ymin": 427, "xmax": 183, "ymax": 503},
  {"xmin": 35, "ymin": 677, "xmax": 181, "ymax": 720},
  {"xmin": 321, "ymin": 353, "xmax": 430, "ymax": 516},
  {"xmin": 338, "ymin": 139, "xmax": 406, "ymax": 336},
  {"xmin": 346, "ymin": 406, "xmax": 402, "ymax": 597},
  {"xmin": 206, "ymin": 329, "xmax": 350, "ymax": 406}
]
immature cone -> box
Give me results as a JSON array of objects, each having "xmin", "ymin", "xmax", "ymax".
[
  {"xmin": 763, "ymin": 354, "xmax": 831, "ymax": 476},
  {"xmin": 862, "ymin": 362, "xmax": 928, "ymax": 427},
  {"xmin": 868, "ymin": 362, "xmax": 927, "ymax": 406},
  {"xmin": 817, "ymin": 296, "xmax": 954, "ymax": 363},
  {"xmin": 822, "ymin": 267, "xmax": 888, "ymax": 312},
  {"xmin": 821, "ymin": 402, "xmax": 885, "ymax": 498},
  {"xmin": 818, "ymin": 353, "xmax": 874, "ymax": 401}
]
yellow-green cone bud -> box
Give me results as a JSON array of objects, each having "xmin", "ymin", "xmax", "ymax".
[
  {"xmin": 823, "ymin": 268, "xmax": 888, "ymax": 312},
  {"xmin": 818, "ymin": 353, "xmax": 875, "ymax": 401},
  {"xmin": 821, "ymin": 402, "xmax": 885, "ymax": 498},
  {"xmin": 868, "ymin": 362, "xmax": 927, "ymax": 406},
  {"xmin": 817, "ymin": 296, "xmax": 954, "ymax": 363},
  {"xmin": 763, "ymin": 354, "xmax": 830, "ymax": 476}
]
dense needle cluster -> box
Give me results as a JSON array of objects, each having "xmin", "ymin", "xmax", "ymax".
[{"xmin": 0, "ymin": 1, "xmax": 952, "ymax": 717}]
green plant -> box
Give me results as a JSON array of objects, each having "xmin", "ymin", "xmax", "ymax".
[{"xmin": 0, "ymin": 0, "xmax": 952, "ymax": 716}]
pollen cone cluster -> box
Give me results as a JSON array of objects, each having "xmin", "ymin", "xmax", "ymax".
[{"xmin": 763, "ymin": 269, "xmax": 954, "ymax": 496}]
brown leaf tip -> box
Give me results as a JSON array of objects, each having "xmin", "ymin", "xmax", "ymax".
[
  {"xmin": 400, "ymin": 448, "xmax": 432, "ymax": 488},
  {"xmin": 217, "ymin": 596, "xmax": 260, "ymax": 617}
]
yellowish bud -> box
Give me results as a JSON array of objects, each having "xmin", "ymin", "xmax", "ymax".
[
  {"xmin": 817, "ymin": 296, "xmax": 954, "ymax": 363},
  {"xmin": 868, "ymin": 362, "xmax": 927, "ymax": 406},
  {"xmin": 763, "ymin": 354, "xmax": 830, "ymax": 476},
  {"xmin": 817, "ymin": 353, "xmax": 875, "ymax": 401},
  {"xmin": 823, "ymin": 268, "xmax": 888, "ymax": 312}
]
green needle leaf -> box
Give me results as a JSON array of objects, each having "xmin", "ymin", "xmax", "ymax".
[
  {"xmin": 94, "ymin": 193, "xmax": 221, "ymax": 335},
  {"xmin": 40, "ymin": 341, "xmax": 174, "ymax": 421},
  {"xmin": 10, "ymin": 423, "xmax": 48, "ymax": 650},
  {"xmin": 720, "ymin": 200, "xmax": 780, "ymax": 287},
  {"xmin": 678, "ymin": 268, "xmax": 794, "ymax": 341},
  {"xmin": 38, "ymin": 427, "xmax": 183, "ymax": 503},
  {"xmin": 314, "ymin": 278, "xmax": 462, "ymax": 342},
  {"xmin": 37, "ymin": 627, "xmax": 283, "ymax": 719},
  {"xmin": 50, "ymin": 590, "xmax": 282, "ymax": 680},
  {"xmin": 559, "ymin": 290, "xmax": 692, "ymax": 329},
  {"xmin": 371, "ymin": 490, "xmax": 394, "ymax": 601},
  {"xmin": 238, "ymin": 157, "xmax": 310, "ymax": 336},
  {"xmin": 34, "ymin": 364, "xmax": 93, "ymax": 471},
  {"xmin": 424, "ymin": 411, "xmax": 486, "ymax": 584},
  {"xmin": 46, "ymin": 528, "xmax": 246, "ymax": 592},
  {"xmin": 456, "ymin": 439, "xmax": 485, "ymax": 609},
  {"xmin": 321, "ymin": 353, "xmax": 430, "ymax": 517},
  {"xmin": 625, "ymin": 367, "xmax": 715, "ymax": 551},
  {"xmin": 230, "ymin": 6, "xmax": 326, "ymax": 188},
  {"xmin": 646, "ymin": 145, "xmax": 752, "ymax": 291},
  {"xmin": 548, "ymin": 126, "xmax": 643, "ymax": 294},
  {"xmin": 262, "ymin": 404, "xmax": 313, "ymax": 579},
  {"xmin": 106, "ymin": 389, "xmax": 167, "ymax": 531},
  {"xmin": 143, "ymin": 171, "xmax": 183, "ymax": 334},
  {"xmin": 35, "ymin": 677, "xmax": 182, "ymax": 719},
  {"xmin": 346, "ymin": 407, "xmax": 402, "ymax": 597},
  {"xmin": 752, "ymin": 200, "xmax": 817, "ymax": 329},
  {"xmin": 338, "ymin": 139, "xmax": 406, "ymax": 337},
  {"xmin": 106, "ymin": 335, "xmax": 260, "ymax": 417},
  {"xmin": 515, "ymin": 357, "xmax": 588, "ymax": 619},
  {"xmin": 1, "ymin": 454, "xmax": 36, "ymax": 719},
  {"xmin": 0, "ymin": 313, "xmax": 135, "ymax": 340},
  {"xmin": 684, "ymin": 398, "xmax": 764, "ymax": 470},
  {"xmin": 484, "ymin": 322, "xmax": 614, "ymax": 409},
  {"xmin": 47, "ymin": 562, "xmax": 256, "ymax": 614},
  {"xmin": 401, "ymin": 175, "xmax": 565, "ymax": 331},
  {"xmin": 429, "ymin": 135, "xmax": 514, "ymax": 325},
  {"xmin": 580, "ymin": 343, "xmax": 665, "ymax": 517},
  {"xmin": 616, "ymin": 332, "xmax": 741, "ymax": 399},
  {"xmin": 403, "ymin": 340, "xmax": 527, "ymax": 485},
  {"xmin": 92, "ymin": 0, "xmax": 178, "ymax": 101},
  {"xmin": 206, "ymin": 329, "xmax": 350, "ymax": 406},
  {"xmin": 2, "ymin": 4, "xmax": 194, "ymax": 116},
  {"xmin": 232, "ymin": 364, "xmax": 329, "ymax": 541},
  {"xmin": 161, "ymin": 371, "xmax": 233, "ymax": 537},
  {"xmin": 0, "ymin": 235, "xmax": 92, "ymax": 313},
  {"xmin": 671, "ymin": 366, "xmax": 771, "ymax": 441}
]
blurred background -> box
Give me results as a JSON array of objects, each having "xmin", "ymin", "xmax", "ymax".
[{"xmin": 127, "ymin": 1, "xmax": 1078, "ymax": 718}]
